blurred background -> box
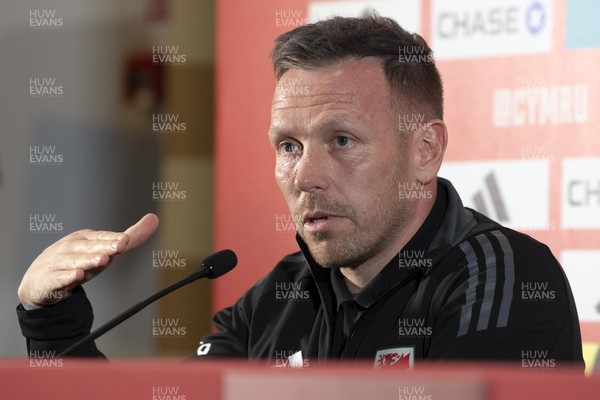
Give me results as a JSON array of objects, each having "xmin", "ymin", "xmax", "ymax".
[
  {"xmin": 1, "ymin": 0, "xmax": 216, "ymax": 357},
  {"xmin": 0, "ymin": 0, "xmax": 599, "ymax": 375}
]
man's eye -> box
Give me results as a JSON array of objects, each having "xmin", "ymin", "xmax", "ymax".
[
  {"xmin": 281, "ymin": 142, "xmax": 298, "ymax": 153},
  {"xmin": 335, "ymin": 136, "xmax": 350, "ymax": 147}
]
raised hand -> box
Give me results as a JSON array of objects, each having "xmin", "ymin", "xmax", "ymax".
[{"xmin": 17, "ymin": 213, "xmax": 159, "ymax": 309}]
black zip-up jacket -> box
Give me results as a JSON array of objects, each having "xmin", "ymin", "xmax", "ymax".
[{"xmin": 17, "ymin": 178, "xmax": 584, "ymax": 370}]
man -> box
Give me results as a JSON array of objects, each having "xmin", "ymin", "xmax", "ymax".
[{"xmin": 17, "ymin": 15, "xmax": 584, "ymax": 369}]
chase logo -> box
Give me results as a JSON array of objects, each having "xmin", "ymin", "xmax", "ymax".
[
  {"xmin": 432, "ymin": 0, "xmax": 552, "ymax": 59},
  {"xmin": 566, "ymin": 0, "xmax": 600, "ymax": 49},
  {"xmin": 525, "ymin": 2, "xmax": 547, "ymax": 35}
]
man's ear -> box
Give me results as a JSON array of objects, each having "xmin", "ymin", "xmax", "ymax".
[{"xmin": 414, "ymin": 119, "xmax": 447, "ymax": 185}]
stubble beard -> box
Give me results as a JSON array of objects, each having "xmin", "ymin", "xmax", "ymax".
[{"xmin": 296, "ymin": 188, "xmax": 416, "ymax": 270}]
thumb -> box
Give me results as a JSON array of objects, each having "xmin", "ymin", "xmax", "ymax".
[{"xmin": 122, "ymin": 213, "xmax": 159, "ymax": 252}]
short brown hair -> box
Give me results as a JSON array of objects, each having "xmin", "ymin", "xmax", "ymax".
[{"xmin": 271, "ymin": 14, "xmax": 443, "ymax": 119}]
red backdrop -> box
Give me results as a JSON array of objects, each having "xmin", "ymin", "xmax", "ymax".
[{"xmin": 214, "ymin": 0, "xmax": 600, "ymax": 358}]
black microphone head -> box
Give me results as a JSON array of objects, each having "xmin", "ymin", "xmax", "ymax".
[{"xmin": 202, "ymin": 249, "xmax": 237, "ymax": 279}]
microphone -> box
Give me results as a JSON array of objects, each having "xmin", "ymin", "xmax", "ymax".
[{"xmin": 57, "ymin": 249, "xmax": 237, "ymax": 357}]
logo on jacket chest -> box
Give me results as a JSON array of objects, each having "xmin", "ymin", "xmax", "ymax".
[{"xmin": 374, "ymin": 347, "xmax": 414, "ymax": 369}]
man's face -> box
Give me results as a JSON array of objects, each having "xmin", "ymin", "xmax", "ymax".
[{"xmin": 269, "ymin": 58, "xmax": 418, "ymax": 269}]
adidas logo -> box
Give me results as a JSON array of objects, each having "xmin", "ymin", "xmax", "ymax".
[
  {"xmin": 472, "ymin": 172, "xmax": 509, "ymax": 222},
  {"xmin": 439, "ymin": 159, "xmax": 550, "ymax": 231}
]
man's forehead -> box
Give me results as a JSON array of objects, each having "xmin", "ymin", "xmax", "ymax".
[
  {"xmin": 275, "ymin": 58, "xmax": 384, "ymax": 87},
  {"xmin": 271, "ymin": 58, "xmax": 388, "ymax": 110},
  {"xmin": 271, "ymin": 92, "xmax": 356, "ymax": 111}
]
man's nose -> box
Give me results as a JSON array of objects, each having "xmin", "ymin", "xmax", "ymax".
[{"xmin": 294, "ymin": 145, "xmax": 330, "ymax": 193}]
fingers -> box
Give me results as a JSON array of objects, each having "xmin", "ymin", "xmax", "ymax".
[
  {"xmin": 61, "ymin": 252, "xmax": 110, "ymax": 272},
  {"xmin": 61, "ymin": 238, "xmax": 128, "ymax": 257},
  {"xmin": 55, "ymin": 213, "xmax": 159, "ymax": 258},
  {"xmin": 73, "ymin": 230, "xmax": 129, "ymax": 255},
  {"xmin": 122, "ymin": 213, "xmax": 159, "ymax": 251},
  {"xmin": 48, "ymin": 213, "xmax": 160, "ymax": 273},
  {"xmin": 50, "ymin": 214, "xmax": 159, "ymax": 272}
]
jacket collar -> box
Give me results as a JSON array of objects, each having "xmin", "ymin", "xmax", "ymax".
[{"xmin": 429, "ymin": 177, "xmax": 477, "ymax": 249}]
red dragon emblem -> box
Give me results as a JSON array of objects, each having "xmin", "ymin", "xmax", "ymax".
[{"xmin": 374, "ymin": 349, "xmax": 413, "ymax": 369}]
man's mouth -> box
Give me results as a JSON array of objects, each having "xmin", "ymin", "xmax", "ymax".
[
  {"xmin": 301, "ymin": 212, "xmax": 344, "ymax": 232},
  {"xmin": 303, "ymin": 212, "xmax": 331, "ymax": 224}
]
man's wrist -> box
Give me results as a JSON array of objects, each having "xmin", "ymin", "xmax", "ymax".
[{"xmin": 20, "ymin": 291, "xmax": 72, "ymax": 311}]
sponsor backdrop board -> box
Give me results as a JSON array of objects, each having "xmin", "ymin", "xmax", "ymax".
[{"xmin": 214, "ymin": 0, "xmax": 600, "ymax": 353}]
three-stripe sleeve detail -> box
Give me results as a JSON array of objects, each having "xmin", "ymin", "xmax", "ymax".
[
  {"xmin": 457, "ymin": 241, "xmax": 480, "ymax": 337},
  {"xmin": 456, "ymin": 230, "xmax": 515, "ymax": 337},
  {"xmin": 492, "ymin": 231, "xmax": 515, "ymax": 328}
]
